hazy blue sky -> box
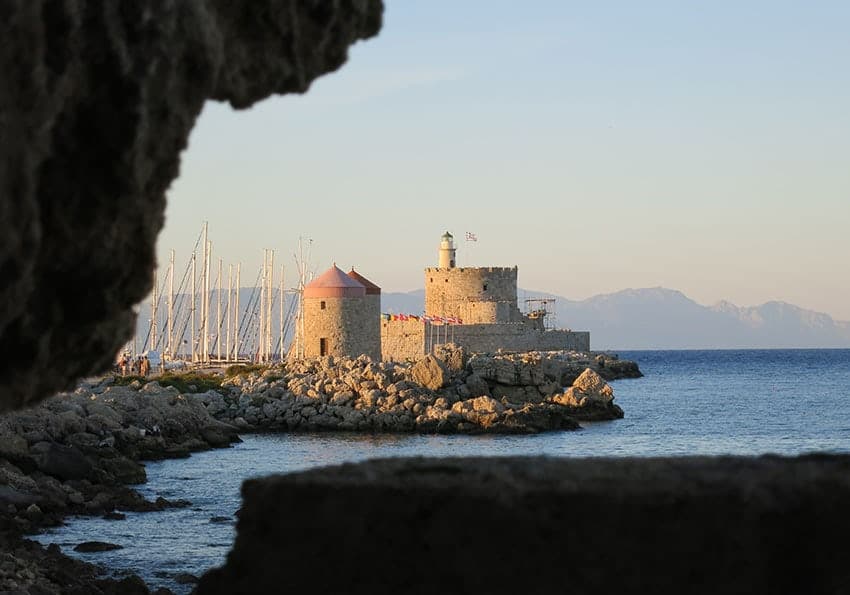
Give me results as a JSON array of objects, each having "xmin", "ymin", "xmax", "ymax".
[{"xmin": 159, "ymin": 1, "xmax": 850, "ymax": 320}]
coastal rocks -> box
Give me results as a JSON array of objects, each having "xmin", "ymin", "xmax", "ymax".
[
  {"xmin": 466, "ymin": 349, "xmax": 638, "ymax": 401},
  {"xmin": 73, "ymin": 541, "xmax": 123, "ymax": 553},
  {"xmin": 206, "ymin": 349, "xmax": 634, "ymax": 435},
  {"xmin": 0, "ymin": 381, "xmax": 240, "ymax": 528},
  {"xmin": 553, "ymin": 368, "xmax": 614, "ymax": 406},
  {"xmin": 409, "ymin": 355, "xmax": 450, "ymax": 390},
  {"xmin": 0, "ymin": 0, "xmax": 384, "ymax": 414},
  {"xmin": 550, "ymin": 369, "xmax": 624, "ymax": 422},
  {"xmin": 0, "ymin": 533, "xmax": 152, "ymax": 594},
  {"xmin": 33, "ymin": 443, "xmax": 94, "ymax": 481}
]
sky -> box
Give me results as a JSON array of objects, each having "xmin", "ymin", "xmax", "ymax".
[{"xmin": 158, "ymin": 1, "xmax": 850, "ymax": 320}]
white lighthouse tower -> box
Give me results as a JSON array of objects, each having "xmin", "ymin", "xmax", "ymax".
[{"xmin": 438, "ymin": 231, "xmax": 456, "ymax": 269}]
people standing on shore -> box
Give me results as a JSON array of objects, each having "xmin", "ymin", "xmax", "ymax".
[
  {"xmin": 140, "ymin": 356, "xmax": 150, "ymax": 377},
  {"xmin": 119, "ymin": 355, "xmax": 128, "ymax": 377}
]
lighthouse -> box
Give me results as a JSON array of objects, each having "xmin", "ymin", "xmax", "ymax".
[{"xmin": 438, "ymin": 231, "xmax": 456, "ymax": 269}]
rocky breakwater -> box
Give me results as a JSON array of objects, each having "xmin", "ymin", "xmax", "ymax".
[
  {"xmin": 200, "ymin": 348, "xmax": 635, "ymax": 434},
  {"xmin": 0, "ymin": 379, "xmax": 239, "ymax": 594}
]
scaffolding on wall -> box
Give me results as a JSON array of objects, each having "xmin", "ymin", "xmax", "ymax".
[{"xmin": 523, "ymin": 298, "xmax": 557, "ymax": 330}]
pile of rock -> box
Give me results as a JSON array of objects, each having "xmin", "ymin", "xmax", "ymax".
[
  {"xmin": 205, "ymin": 347, "xmax": 629, "ymax": 434},
  {"xmin": 0, "ymin": 381, "xmax": 239, "ymax": 534}
]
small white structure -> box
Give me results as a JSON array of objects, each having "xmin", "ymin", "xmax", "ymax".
[{"xmin": 438, "ymin": 231, "xmax": 456, "ymax": 269}]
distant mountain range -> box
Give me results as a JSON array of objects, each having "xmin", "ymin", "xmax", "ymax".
[
  {"xmin": 134, "ymin": 286, "xmax": 850, "ymax": 351},
  {"xmin": 381, "ymin": 287, "xmax": 850, "ymax": 350}
]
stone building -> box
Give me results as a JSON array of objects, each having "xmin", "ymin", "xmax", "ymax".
[
  {"xmin": 302, "ymin": 264, "xmax": 381, "ymax": 361},
  {"xmin": 382, "ymin": 232, "xmax": 590, "ymax": 361}
]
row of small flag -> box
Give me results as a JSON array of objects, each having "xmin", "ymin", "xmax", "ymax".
[{"xmin": 381, "ymin": 313, "xmax": 464, "ymax": 325}]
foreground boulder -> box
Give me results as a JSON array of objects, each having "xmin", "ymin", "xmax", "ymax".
[{"xmin": 197, "ymin": 455, "xmax": 850, "ymax": 594}]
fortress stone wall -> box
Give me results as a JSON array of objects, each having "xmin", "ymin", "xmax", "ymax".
[
  {"xmin": 381, "ymin": 320, "xmax": 590, "ymax": 362},
  {"xmin": 304, "ymin": 296, "xmax": 381, "ymax": 360},
  {"xmin": 424, "ymin": 267, "xmax": 523, "ymax": 324},
  {"xmin": 381, "ymin": 320, "xmax": 425, "ymax": 362}
]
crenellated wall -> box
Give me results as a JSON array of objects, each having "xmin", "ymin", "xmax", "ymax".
[{"xmin": 424, "ymin": 267, "xmax": 523, "ymax": 324}]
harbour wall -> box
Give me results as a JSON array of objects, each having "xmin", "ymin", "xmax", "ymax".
[{"xmin": 381, "ymin": 320, "xmax": 590, "ymax": 361}]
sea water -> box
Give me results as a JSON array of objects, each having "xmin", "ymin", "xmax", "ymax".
[{"xmin": 34, "ymin": 349, "xmax": 850, "ymax": 593}]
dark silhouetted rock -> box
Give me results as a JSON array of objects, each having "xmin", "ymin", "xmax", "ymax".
[
  {"xmin": 74, "ymin": 541, "xmax": 123, "ymax": 553},
  {"xmin": 35, "ymin": 443, "xmax": 93, "ymax": 481},
  {"xmin": 197, "ymin": 455, "xmax": 850, "ymax": 595},
  {"xmin": 0, "ymin": 0, "xmax": 384, "ymax": 413}
]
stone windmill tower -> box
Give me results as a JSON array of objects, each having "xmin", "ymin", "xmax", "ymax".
[{"xmin": 302, "ymin": 264, "xmax": 381, "ymax": 360}]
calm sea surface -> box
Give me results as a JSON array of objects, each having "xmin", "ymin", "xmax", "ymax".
[{"xmin": 34, "ymin": 349, "xmax": 850, "ymax": 593}]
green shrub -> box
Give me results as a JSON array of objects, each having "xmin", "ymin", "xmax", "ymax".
[
  {"xmin": 224, "ymin": 363, "xmax": 268, "ymax": 378},
  {"xmin": 155, "ymin": 372, "xmax": 222, "ymax": 394}
]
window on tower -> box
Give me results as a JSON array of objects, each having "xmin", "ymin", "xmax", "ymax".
[{"xmin": 320, "ymin": 301, "xmax": 326, "ymax": 310}]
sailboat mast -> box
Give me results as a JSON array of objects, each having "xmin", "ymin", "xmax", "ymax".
[
  {"xmin": 234, "ymin": 263, "xmax": 241, "ymax": 361},
  {"xmin": 217, "ymin": 257, "xmax": 222, "ymax": 361},
  {"xmin": 279, "ymin": 264, "xmax": 284, "ymax": 361},
  {"xmin": 191, "ymin": 250, "xmax": 196, "ymax": 363},
  {"xmin": 203, "ymin": 236, "xmax": 210, "ymax": 363},
  {"xmin": 151, "ymin": 266, "xmax": 158, "ymax": 353},
  {"xmin": 259, "ymin": 253, "xmax": 266, "ymax": 362},
  {"xmin": 168, "ymin": 249, "xmax": 174, "ymax": 358},
  {"xmin": 267, "ymin": 250, "xmax": 274, "ymax": 362},
  {"xmin": 226, "ymin": 263, "xmax": 232, "ymax": 363}
]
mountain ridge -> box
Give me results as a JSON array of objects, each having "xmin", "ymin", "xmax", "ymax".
[{"xmin": 380, "ymin": 286, "xmax": 850, "ymax": 350}]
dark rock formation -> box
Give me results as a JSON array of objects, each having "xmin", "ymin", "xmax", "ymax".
[
  {"xmin": 73, "ymin": 541, "xmax": 123, "ymax": 553},
  {"xmin": 0, "ymin": 0, "xmax": 383, "ymax": 413},
  {"xmin": 197, "ymin": 454, "xmax": 850, "ymax": 595}
]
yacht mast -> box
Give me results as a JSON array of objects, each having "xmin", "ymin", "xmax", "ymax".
[
  {"xmin": 151, "ymin": 266, "xmax": 158, "ymax": 353},
  {"xmin": 279, "ymin": 264, "xmax": 284, "ymax": 361},
  {"xmin": 190, "ymin": 250, "xmax": 196, "ymax": 363},
  {"xmin": 202, "ymin": 233, "xmax": 210, "ymax": 363},
  {"xmin": 217, "ymin": 257, "xmax": 222, "ymax": 360},
  {"xmin": 259, "ymin": 253, "xmax": 266, "ymax": 362},
  {"xmin": 167, "ymin": 249, "xmax": 174, "ymax": 358},
  {"xmin": 226, "ymin": 263, "xmax": 232, "ymax": 363},
  {"xmin": 267, "ymin": 250, "xmax": 274, "ymax": 362},
  {"xmin": 234, "ymin": 263, "xmax": 241, "ymax": 361}
]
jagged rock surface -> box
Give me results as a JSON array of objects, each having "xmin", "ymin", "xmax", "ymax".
[
  {"xmin": 208, "ymin": 348, "xmax": 628, "ymax": 434},
  {"xmin": 0, "ymin": 0, "xmax": 383, "ymax": 413}
]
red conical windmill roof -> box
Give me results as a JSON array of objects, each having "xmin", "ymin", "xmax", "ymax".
[
  {"xmin": 347, "ymin": 268, "xmax": 381, "ymax": 295},
  {"xmin": 304, "ymin": 264, "xmax": 366, "ymax": 298}
]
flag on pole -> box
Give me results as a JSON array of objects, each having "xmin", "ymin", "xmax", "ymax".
[{"xmin": 465, "ymin": 232, "xmax": 477, "ymax": 242}]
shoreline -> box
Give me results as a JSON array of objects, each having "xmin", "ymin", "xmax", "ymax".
[{"xmin": 0, "ymin": 348, "xmax": 639, "ymax": 593}]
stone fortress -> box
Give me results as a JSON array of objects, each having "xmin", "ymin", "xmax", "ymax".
[{"xmin": 303, "ymin": 232, "xmax": 589, "ymax": 361}]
